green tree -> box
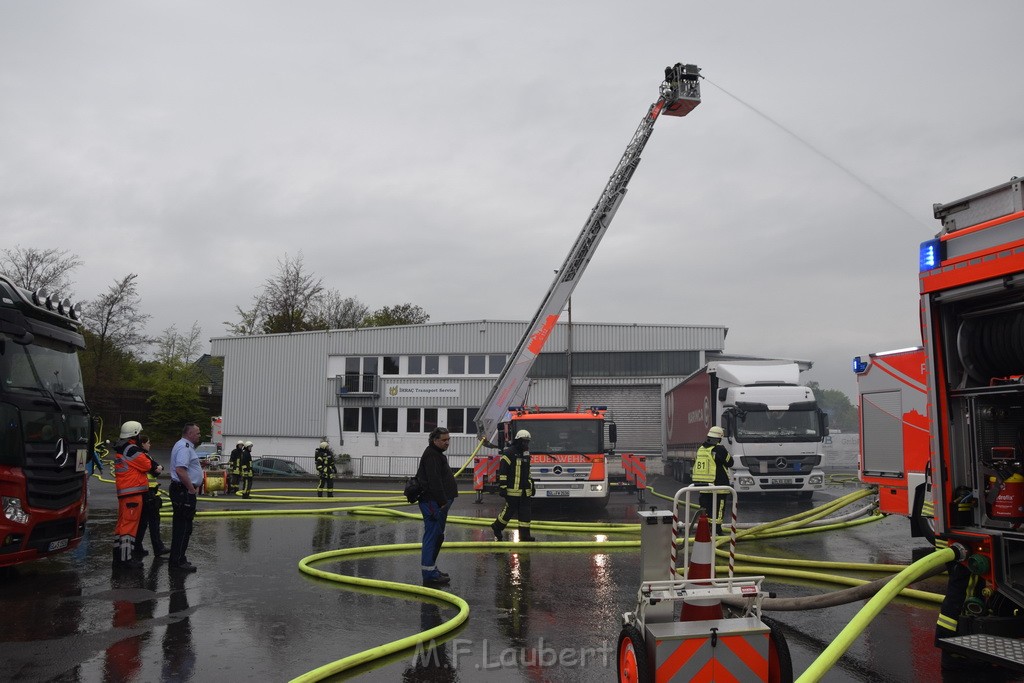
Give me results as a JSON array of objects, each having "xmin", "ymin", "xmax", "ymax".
[
  {"xmin": 362, "ymin": 303, "xmax": 430, "ymax": 327},
  {"xmin": 808, "ymin": 382, "xmax": 857, "ymax": 432},
  {"xmin": 146, "ymin": 323, "xmax": 208, "ymax": 437}
]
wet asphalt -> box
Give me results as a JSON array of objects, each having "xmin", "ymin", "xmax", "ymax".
[{"xmin": 1, "ymin": 472, "xmax": 1021, "ymax": 682}]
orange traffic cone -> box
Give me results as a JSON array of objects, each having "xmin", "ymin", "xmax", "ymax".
[{"xmin": 680, "ymin": 511, "xmax": 723, "ymax": 621}]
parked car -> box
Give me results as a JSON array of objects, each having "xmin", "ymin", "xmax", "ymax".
[
  {"xmin": 196, "ymin": 442, "xmax": 224, "ymax": 469},
  {"xmin": 251, "ymin": 457, "xmax": 310, "ymax": 477}
]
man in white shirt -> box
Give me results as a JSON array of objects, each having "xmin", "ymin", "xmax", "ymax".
[{"xmin": 169, "ymin": 422, "xmax": 202, "ymax": 572}]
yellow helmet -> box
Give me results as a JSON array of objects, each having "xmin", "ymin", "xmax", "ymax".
[
  {"xmin": 707, "ymin": 426, "xmax": 725, "ymax": 439},
  {"xmin": 319, "ymin": 441, "xmax": 329, "ymax": 449}
]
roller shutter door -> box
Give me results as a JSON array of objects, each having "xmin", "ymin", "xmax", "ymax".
[
  {"xmin": 861, "ymin": 390, "xmax": 903, "ymax": 474},
  {"xmin": 572, "ymin": 385, "xmax": 662, "ymax": 455}
]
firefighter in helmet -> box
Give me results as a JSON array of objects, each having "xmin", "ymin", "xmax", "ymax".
[
  {"xmin": 228, "ymin": 440, "xmax": 244, "ymax": 493},
  {"xmin": 315, "ymin": 440, "xmax": 336, "ymax": 497},
  {"xmin": 692, "ymin": 425, "xmax": 733, "ymax": 531},
  {"xmin": 113, "ymin": 420, "xmax": 161, "ymax": 567},
  {"xmin": 490, "ymin": 429, "xmax": 536, "ymax": 542},
  {"xmin": 239, "ymin": 440, "xmax": 254, "ymax": 498}
]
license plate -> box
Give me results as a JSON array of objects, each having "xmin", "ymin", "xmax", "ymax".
[
  {"xmin": 774, "ymin": 478, "xmax": 795, "ymax": 485},
  {"xmin": 47, "ymin": 538, "xmax": 69, "ymax": 552},
  {"xmin": 546, "ymin": 490, "xmax": 570, "ymax": 497}
]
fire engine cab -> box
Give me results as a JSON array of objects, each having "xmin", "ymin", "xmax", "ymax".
[{"xmin": 920, "ymin": 175, "xmax": 1024, "ymax": 669}]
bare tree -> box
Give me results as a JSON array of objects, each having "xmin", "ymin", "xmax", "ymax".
[
  {"xmin": 0, "ymin": 246, "xmax": 82, "ymax": 295},
  {"xmin": 154, "ymin": 322, "xmax": 203, "ymax": 365},
  {"xmin": 225, "ymin": 252, "xmax": 325, "ymax": 334},
  {"xmin": 311, "ymin": 290, "xmax": 369, "ymax": 329},
  {"xmin": 83, "ymin": 274, "xmax": 151, "ymax": 387}
]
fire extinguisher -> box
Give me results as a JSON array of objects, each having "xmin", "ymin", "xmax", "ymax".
[{"xmin": 988, "ymin": 472, "xmax": 1024, "ymax": 521}]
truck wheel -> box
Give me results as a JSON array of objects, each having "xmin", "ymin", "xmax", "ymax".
[
  {"xmin": 798, "ymin": 491, "xmax": 814, "ymax": 501},
  {"xmin": 763, "ymin": 615, "xmax": 794, "ymax": 683},
  {"xmin": 617, "ymin": 624, "xmax": 652, "ymax": 683}
]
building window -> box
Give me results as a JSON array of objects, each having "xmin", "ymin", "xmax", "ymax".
[
  {"xmin": 361, "ymin": 407, "xmax": 376, "ymax": 433},
  {"xmin": 407, "ymin": 409, "xmax": 421, "ymax": 433},
  {"xmin": 448, "ymin": 355, "xmax": 465, "ymax": 374},
  {"xmin": 467, "ymin": 407, "xmax": 478, "ymax": 433},
  {"xmin": 423, "ymin": 408, "xmax": 438, "ymax": 432},
  {"xmin": 424, "ymin": 355, "xmax": 439, "ymax": 374},
  {"xmin": 489, "ymin": 354, "xmax": 506, "ymax": 374},
  {"xmin": 362, "ymin": 357, "xmax": 378, "ymax": 392},
  {"xmin": 381, "ymin": 408, "xmax": 398, "ymax": 432},
  {"xmin": 468, "ymin": 355, "xmax": 486, "ymax": 374},
  {"xmin": 344, "ymin": 357, "xmax": 360, "ymax": 393},
  {"xmin": 343, "ymin": 407, "xmax": 359, "ymax": 432},
  {"xmin": 447, "ymin": 408, "xmax": 464, "ymax": 434},
  {"xmin": 383, "ymin": 356, "xmax": 400, "ymax": 375},
  {"xmin": 409, "ymin": 356, "xmax": 422, "ymax": 375}
]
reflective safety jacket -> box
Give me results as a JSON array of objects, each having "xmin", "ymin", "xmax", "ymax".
[
  {"xmin": 114, "ymin": 439, "xmax": 154, "ymax": 498},
  {"xmin": 229, "ymin": 446, "xmax": 243, "ymax": 475},
  {"xmin": 498, "ymin": 444, "xmax": 535, "ymax": 498},
  {"xmin": 239, "ymin": 447, "xmax": 253, "ymax": 476},
  {"xmin": 315, "ymin": 447, "xmax": 336, "ymax": 476},
  {"xmin": 692, "ymin": 442, "xmax": 732, "ymax": 485}
]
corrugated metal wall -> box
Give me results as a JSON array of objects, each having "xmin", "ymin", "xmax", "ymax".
[{"xmin": 210, "ymin": 321, "xmax": 725, "ymax": 443}]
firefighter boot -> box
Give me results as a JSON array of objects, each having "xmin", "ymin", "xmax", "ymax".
[
  {"xmin": 317, "ymin": 490, "xmax": 322, "ymax": 498},
  {"xmin": 491, "ymin": 520, "xmax": 504, "ymax": 541},
  {"xmin": 519, "ymin": 525, "xmax": 536, "ymax": 542}
]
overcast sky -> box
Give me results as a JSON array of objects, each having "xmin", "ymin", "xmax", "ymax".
[{"xmin": 2, "ymin": 1, "xmax": 1022, "ymax": 398}]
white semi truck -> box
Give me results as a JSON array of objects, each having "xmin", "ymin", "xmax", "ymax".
[{"xmin": 664, "ymin": 361, "xmax": 829, "ymax": 498}]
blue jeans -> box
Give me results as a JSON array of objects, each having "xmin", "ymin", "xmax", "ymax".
[{"xmin": 419, "ymin": 499, "xmax": 450, "ymax": 576}]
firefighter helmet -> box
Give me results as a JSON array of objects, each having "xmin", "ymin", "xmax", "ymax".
[
  {"xmin": 707, "ymin": 426, "xmax": 725, "ymax": 439},
  {"xmin": 237, "ymin": 440, "xmax": 244, "ymax": 447},
  {"xmin": 319, "ymin": 441, "xmax": 329, "ymax": 449},
  {"xmin": 515, "ymin": 429, "xmax": 531, "ymax": 440},
  {"xmin": 120, "ymin": 420, "xmax": 143, "ymax": 439},
  {"xmin": 244, "ymin": 441, "xmax": 253, "ymax": 448}
]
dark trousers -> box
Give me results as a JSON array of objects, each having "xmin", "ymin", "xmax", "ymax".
[
  {"xmin": 418, "ymin": 499, "xmax": 450, "ymax": 575},
  {"xmin": 494, "ymin": 495, "xmax": 532, "ymax": 529},
  {"xmin": 317, "ymin": 475, "xmax": 334, "ymax": 495},
  {"xmin": 134, "ymin": 491, "xmax": 165, "ymax": 553},
  {"xmin": 169, "ymin": 482, "xmax": 197, "ymax": 564}
]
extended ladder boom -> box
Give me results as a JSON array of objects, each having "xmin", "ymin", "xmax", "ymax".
[{"xmin": 475, "ymin": 63, "xmax": 702, "ymax": 444}]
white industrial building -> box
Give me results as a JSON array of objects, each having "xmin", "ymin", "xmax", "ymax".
[{"xmin": 210, "ymin": 320, "xmax": 728, "ymax": 475}]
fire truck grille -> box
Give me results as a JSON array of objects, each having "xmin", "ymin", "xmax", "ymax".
[{"xmin": 23, "ymin": 451, "xmax": 85, "ymax": 510}]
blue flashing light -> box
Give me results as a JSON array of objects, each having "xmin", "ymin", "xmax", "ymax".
[
  {"xmin": 852, "ymin": 356, "xmax": 868, "ymax": 374},
  {"xmin": 919, "ymin": 238, "xmax": 941, "ymax": 271}
]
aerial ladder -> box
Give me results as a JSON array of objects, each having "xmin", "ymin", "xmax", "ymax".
[{"xmin": 473, "ymin": 63, "xmax": 702, "ymax": 449}]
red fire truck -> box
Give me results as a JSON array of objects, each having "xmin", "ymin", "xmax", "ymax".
[
  {"xmin": 852, "ymin": 347, "xmax": 933, "ymax": 539},
  {"xmin": 0, "ymin": 273, "xmax": 91, "ymax": 567},
  {"xmin": 920, "ymin": 175, "xmax": 1024, "ymax": 668}
]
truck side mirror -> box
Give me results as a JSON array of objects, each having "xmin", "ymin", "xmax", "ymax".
[
  {"xmin": 608, "ymin": 422, "xmax": 617, "ymax": 446},
  {"xmin": 819, "ymin": 411, "xmax": 830, "ymax": 437},
  {"xmin": 0, "ymin": 308, "xmax": 34, "ymax": 345}
]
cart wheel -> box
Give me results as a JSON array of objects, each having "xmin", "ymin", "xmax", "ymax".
[
  {"xmin": 617, "ymin": 624, "xmax": 652, "ymax": 683},
  {"xmin": 763, "ymin": 615, "xmax": 793, "ymax": 683}
]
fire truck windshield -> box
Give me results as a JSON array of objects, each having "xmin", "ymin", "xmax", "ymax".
[
  {"xmin": 1, "ymin": 333, "xmax": 85, "ymax": 400},
  {"xmin": 734, "ymin": 409, "xmax": 821, "ymax": 443},
  {"xmin": 520, "ymin": 420, "xmax": 602, "ymax": 454}
]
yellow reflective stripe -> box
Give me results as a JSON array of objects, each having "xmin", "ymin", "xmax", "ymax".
[{"xmin": 936, "ymin": 613, "xmax": 957, "ymax": 632}]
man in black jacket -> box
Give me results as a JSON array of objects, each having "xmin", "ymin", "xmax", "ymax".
[
  {"xmin": 416, "ymin": 427, "xmax": 458, "ymax": 587},
  {"xmin": 490, "ymin": 429, "xmax": 536, "ymax": 541}
]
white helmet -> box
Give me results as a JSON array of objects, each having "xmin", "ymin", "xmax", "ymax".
[
  {"xmin": 515, "ymin": 429, "xmax": 531, "ymax": 440},
  {"xmin": 237, "ymin": 440, "xmax": 244, "ymax": 447},
  {"xmin": 319, "ymin": 441, "xmax": 329, "ymax": 449},
  {"xmin": 244, "ymin": 441, "xmax": 253, "ymax": 448},
  {"xmin": 120, "ymin": 421, "xmax": 143, "ymax": 439},
  {"xmin": 707, "ymin": 426, "xmax": 725, "ymax": 439}
]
